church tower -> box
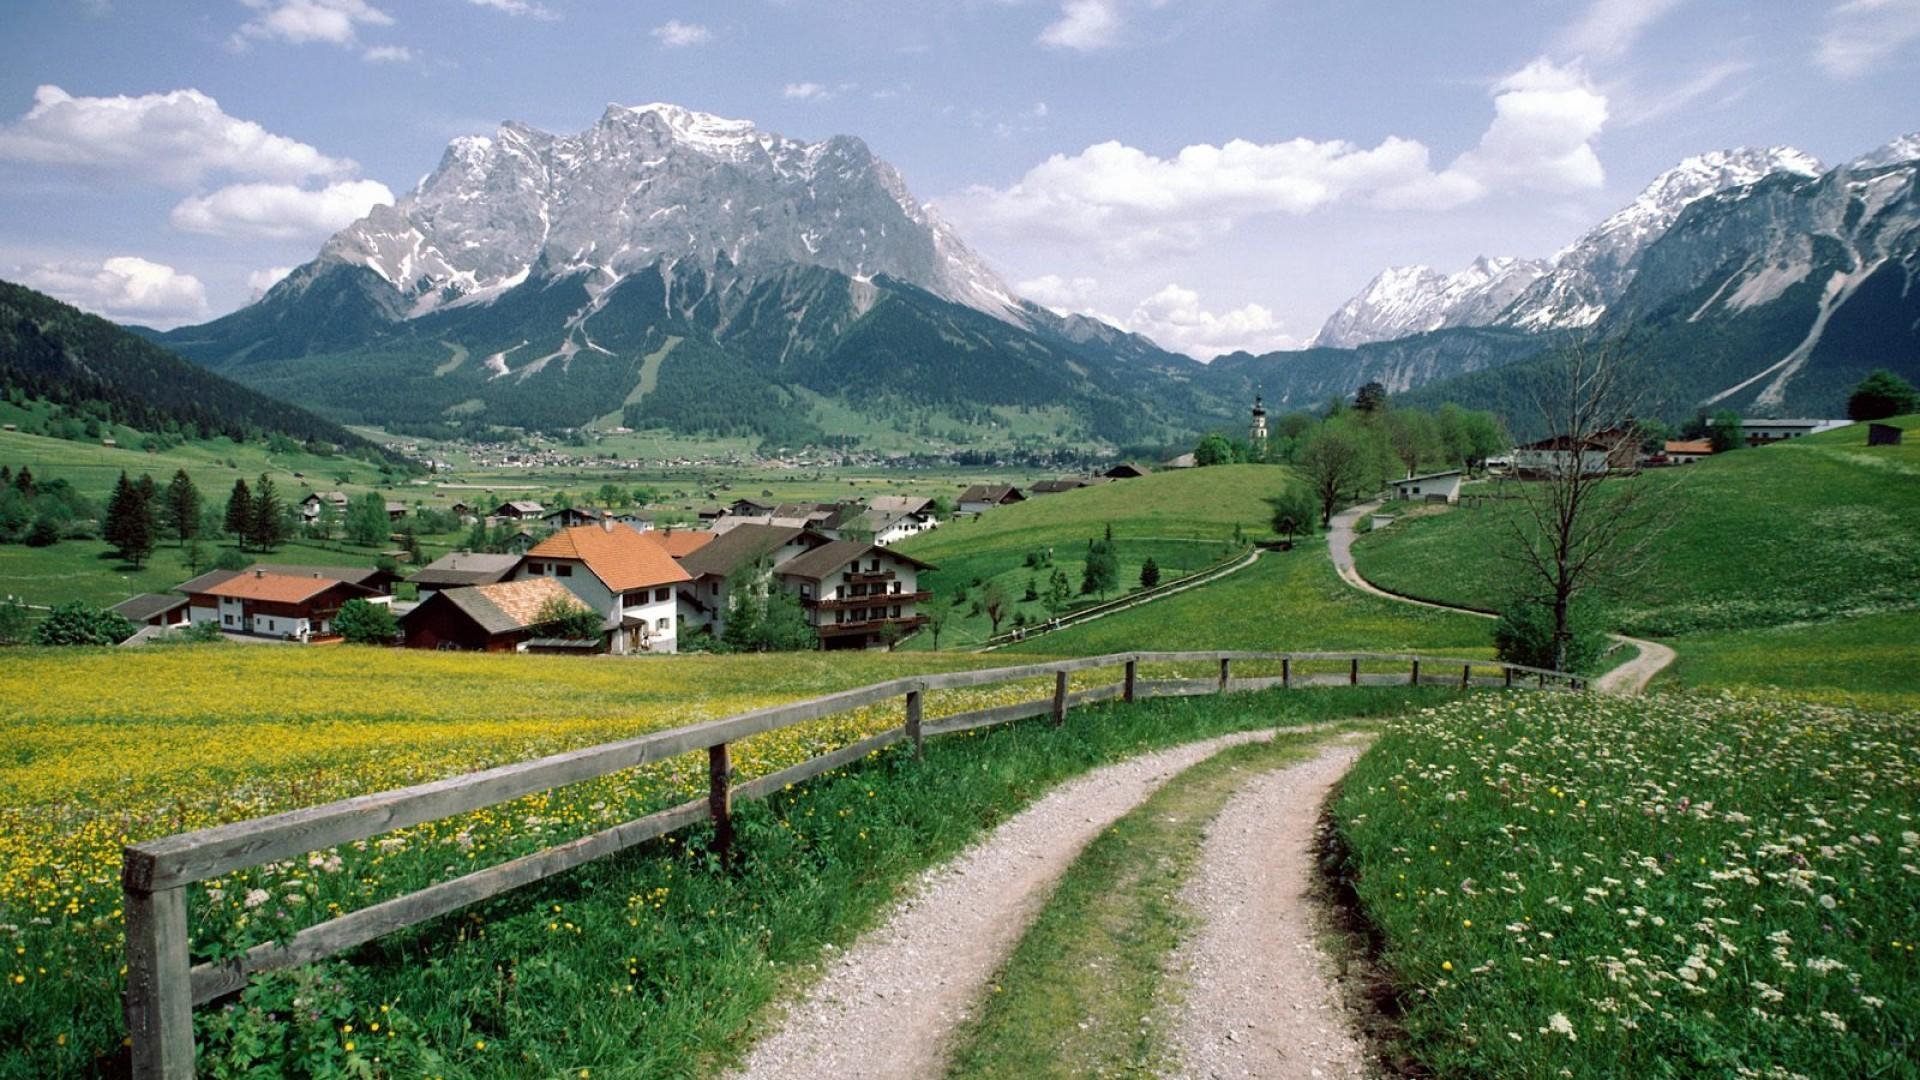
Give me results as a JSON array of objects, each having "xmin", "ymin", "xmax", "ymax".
[{"xmin": 1249, "ymin": 391, "xmax": 1269, "ymax": 452}]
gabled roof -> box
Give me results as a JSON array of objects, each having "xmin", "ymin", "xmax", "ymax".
[
  {"xmin": 640, "ymin": 529, "xmax": 716, "ymax": 559},
  {"xmin": 175, "ymin": 568, "xmax": 240, "ymax": 595},
  {"xmin": 775, "ymin": 539, "xmax": 936, "ymax": 582},
  {"xmin": 496, "ymin": 500, "xmax": 545, "ymax": 514},
  {"xmin": 525, "ymin": 523, "xmax": 693, "ymax": 591},
  {"xmin": 957, "ymin": 484, "xmax": 1024, "ymax": 504},
  {"xmin": 201, "ymin": 572, "xmax": 373, "ymax": 605},
  {"xmin": 1103, "ymin": 462, "xmax": 1151, "ymax": 478},
  {"xmin": 249, "ymin": 564, "xmax": 399, "ymax": 589},
  {"xmin": 1029, "ymin": 478, "xmax": 1087, "ymax": 494},
  {"xmin": 678, "ymin": 524, "xmax": 814, "ymax": 579},
  {"xmin": 868, "ymin": 495, "xmax": 934, "ymax": 516},
  {"xmin": 407, "ymin": 552, "xmax": 522, "ymax": 588},
  {"xmin": 1664, "ymin": 440, "xmax": 1713, "ymax": 454},
  {"xmin": 1394, "ymin": 470, "xmax": 1463, "ymax": 484},
  {"xmin": 111, "ymin": 593, "xmax": 189, "ymax": 621}
]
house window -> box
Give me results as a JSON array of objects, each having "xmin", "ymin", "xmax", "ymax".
[
  {"xmin": 655, "ymin": 617, "xmax": 670, "ymax": 631},
  {"xmin": 891, "ymin": 581, "xmax": 901, "ymax": 594},
  {"xmin": 527, "ymin": 561, "xmax": 544, "ymax": 575},
  {"xmin": 891, "ymin": 605, "xmax": 901, "ymax": 618},
  {"xmin": 869, "ymin": 558, "xmax": 880, "ymax": 572},
  {"xmin": 655, "ymin": 588, "xmax": 669, "ymax": 602},
  {"xmin": 223, "ymin": 614, "xmax": 235, "ymax": 626},
  {"xmin": 557, "ymin": 564, "xmax": 572, "ymax": 577},
  {"xmin": 709, "ymin": 581, "xmax": 719, "ymax": 597}
]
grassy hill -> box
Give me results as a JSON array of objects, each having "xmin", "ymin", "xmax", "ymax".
[
  {"xmin": 894, "ymin": 465, "xmax": 1286, "ymax": 647},
  {"xmin": 1352, "ymin": 415, "xmax": 1920, "ymax": 634}
]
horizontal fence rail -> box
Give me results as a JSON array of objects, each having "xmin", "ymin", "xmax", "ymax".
[{"xmin": 120, "ymin": 649, "xmax": 1581, "ymax": 1076}]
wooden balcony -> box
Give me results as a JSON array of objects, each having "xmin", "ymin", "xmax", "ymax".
[
  {"xmin": 808, "ymin": 590, "xmax": 931, "ymax": 611},
  {"xmin": 816, "ymin": 614, "xmax": 928, "ymax": 639},
  {"xmin": 845, "ymin": 570, "xmax": 896, "ymax": 585}
]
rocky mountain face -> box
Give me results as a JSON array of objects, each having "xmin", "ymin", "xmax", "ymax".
[
  {"xmin": 163, "ymin": 104, "xmax": 1209, "ymax": 448},
  {"xmin": 1309, "ymin": 256, "xmax": 1549, "ymax": 349}
]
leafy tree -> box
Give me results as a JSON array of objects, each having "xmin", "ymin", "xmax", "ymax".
[
  {"xmin": 1139, "ymin": 556, "xmax": 1161, "ymax": 590},
  {"xmin": 161, "ymin": 469, "xmax": 201, "ymax": 546},
  {"xmin": 333, "ymin": 598, "xmax": 398, "ymax": 645},
  {"xmin": 1707, "ymin": 410, "xmax": 1745, "ymax": 454},
  {"xmin": 1353, "ymin": 380, "xmax": 1388, "ymax": 413},
  {"xmin": 31, "ymin": 602, "xmax": 136, "ymax": 646},
  {"xmin": 1080, "ymin": 539, "xmax": 1120, "ymax": 599},
  {"xmin": 24, "ymin": 515, "xmax": 60, "ymax": 547},
  {"xmin": 1045, "ymin": 568, "xmax": 1072, "ymax": 616},
  {"xmin": 1847, "ymin": 369, "xmax": 1919, "ymax": 421},
  {"xmin": 214, "ymin": 546, "xmax": 249, "ymax": 571},
  {"xmin": 247, "ymin": 474, "xmax": 288, "ymax": 551},
  {"xmin": 530, "ymin": 595, "xmax": 602, "ymax": 639},
  {"xmin": 925, "ymin": 603, "xmax": 950, "ymax": 649},
  {"xmin": 1383, "ymin": 408, "xmax": 1440, "ymax": 477},
  {"xmin": 345, "ymin": 492, "xmax": 389, "ymax": 547},
  {"xmin": 1268, "ymin": 486, "xmax": 1318, "ymax": 546},
  {"xmin": 103, "ymin": 471, "xmax": 156, "ymax": 567},
  {"xmin": 1460, "ymin": 410, "xmax": 1508, "ymax": 473},
  {"xmin": 1297, "ymin": 419, "xmax": 1375, "ymax": 526},
  {"xmin": 1494, "ymin": 595, "xmax": 1608, "ymax": 674},
  {"xmin": 224, "ymin": 479, "xmax": 253, "ymax": 550},
  {"xmin": 1193, "ymin": 432, "xmax": 1236, "ymax": 466},
  {"xmin": 982, "ymin": 581, "xmax": 1011, "ymax": 636}
]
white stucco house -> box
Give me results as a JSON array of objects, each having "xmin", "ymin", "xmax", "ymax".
[
  {"xmin": 1390, "ymin": 470, "xmax": 1464, "ymax": 504},
  {"xmin": 516, "ymin": 521, "xmax": 693, "ymax": 654}
]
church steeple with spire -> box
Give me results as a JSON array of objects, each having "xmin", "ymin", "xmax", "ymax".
[{"xmin": 1249, "ymin": 389, "xmax": 1268, "ymax": 451}]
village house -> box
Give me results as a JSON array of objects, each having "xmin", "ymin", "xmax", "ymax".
[
  {"xmin": 385, "ymin": 501, "xmax": 409, "ymax": 522},
  {"xmin": 183, "ymin": 569, "xmax": 375, "ymax": 641},
  {"xmin": 492, "ymin": 500, "xmax": 546, "ymax": 521},
  {"xmin": 399, "ymin": 576, "xmax": 587, "ymax": 652},
  {"xmin": 514, "ymin": 521, "xmax": 692, "ymax": 654},
  {"xmin": 1390, "ymin": 469, "xmax": 1463, "ymax": 504},
  {"xmin": 638, "ymin": 528, "xmax": 715, "ymax": 560},
  {"xmin": 1029, "ymin": 478, "xmax": 1094, "ymax": 496},
  {"xmin": 774, "ymin": 539, "xmax": 936, "ymax": 650},
  {"xmin": 673, "ymin": 523, "xmax": 834, "ymax": 639},
  {"xmin": 110, "ymin": 593, "xmax": 191, "ymax": 629},
  {"xmin": 405, "ymin": 552, "xmax": 522, "ymax": 602},
  {"xmin": 299, "ymin": 491, "xmax": 349, "ymax": 523},
  {"xmin": 1102, "ymin": 462, "xmax": 1151, "ymax": 479},
  {"xmin": 1708, "ymin": 417, "xmax": 1851, "ymax": 446},
  {"xmin": 862, "ymin": 495, "xmax": 941, "ymax": 545},
  {"xmin": 1511, "ymin": 427, "xmax": 1639, "ymax": 477},
  {"xmin": 1663, "ymin": 439, "xmax": 1714, "ymax": 465},
  {"xmin": 957, "ymin": 483, "xmax": 1025, "ymax": 514}
]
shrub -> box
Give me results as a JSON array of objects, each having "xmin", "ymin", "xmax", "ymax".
[
  {"xmin": 530, "ymin": 595, "xmax": 602, "ymax": 640},
  {"xmin": 0, "ymin": 599, "xmax": 33, "ymax": 644},
  {"xmin": 1492, "ymin": 596, "xmax": 1608, "ymax": 674},
  {"xmin": 333, "ymin": 598, "xmax": 398, "ymax": 645},
  {"xmin": 31, "ymin": 602, "xmax": 137, "ymax": 646}
]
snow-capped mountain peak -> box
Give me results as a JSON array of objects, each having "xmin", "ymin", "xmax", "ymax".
[
  {"xmin": 1850, "ymin": 132, "xmax": 1920, "ymax": 171},
  {"xmin": 1309, "ymin": 256, "xmax": 1549, "ymax": 348}
]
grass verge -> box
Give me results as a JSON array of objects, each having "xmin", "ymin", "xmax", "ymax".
[{"xmin": 944, "ymin": 725, "xmax": 1363, "ymax": 1078}]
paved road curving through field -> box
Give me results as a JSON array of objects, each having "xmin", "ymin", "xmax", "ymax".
[{"xmin": 1327, "ymin": 501, "xmax": 1674, "ymax": 696}]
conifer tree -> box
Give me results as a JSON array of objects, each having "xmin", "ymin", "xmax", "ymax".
[
  {"xmin": 104, "ymin": 471, "xmax": 155, "ymax": 567},
  {"xmin": 248, "ymin": 474, "xmax": 288, "ymax": 551},
  {"xmin": 162, "ymin": 469, "xmax": 201, "ymax": 546},
  {"xmin": 225, "ymin": 478, "xmax": 253, "ymax": 550}
]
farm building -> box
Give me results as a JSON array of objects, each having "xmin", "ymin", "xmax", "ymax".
[
  {"xmin": 405, "ymin": 552, "xmax": 522, "ymax": 601},
  {"xmin": 1868, "ymin": 423, "xmax": 1903, "ymax": 446},
  {"xmin": 1512, "ymin": 427, "xmax": 1638, "ymax": 476},
  {"xmin": 775, "ymin": 540, "xmax": 936, "ymax": 651},
  {"xmin": 110, "ymin": 593, "xmax": 190, "ymax": 629},
  {"xmin": 1390, "ymin": 470, "xmax": 1463, "ymax": 504},
  {"xmin": 384, "ymin": 501, "xmax": 409, "ymax": 521},
  {"xmin": 1708, "ymin": 417, "xmax": 1850, "ymax": 446},
  {"xmin": 299, "ymin": 491, "xmax": 349, "ymax": 522},
  {"xmin": 957, "ymin": 484, "xmax": 1026, "ymax": 514},
  {"xmin": 399, "ymin": 577, "xmax": 589, "ymax": 652},
  {"xmin": 183, "ymin": 569, "xmax": 376, "ymax": 641},
  {"xmin": 492, "ymin": 500, "xmax": 546, "ymax": 521},
  {"xmin": 516, "ymin": 521, "xmax": 692, "ymax": 654},
  {"xmin": 674, "ymin": 524, "xmax": 834, "ymax": 639},
  {"xmin": 1663, "ymin": 439, "xmax": 1714, "ymax": 465},
  {"xmin": 1102, "ymin": 462, "xmax": 1151, "ymax": 479}
]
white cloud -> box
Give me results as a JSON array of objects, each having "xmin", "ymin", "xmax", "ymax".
[
  {"xmin": 248, "ymin": 265, "xmax": 296, "ymax": 298},
  {"xmin": 1816, "ymin": 0, "xmax": 1920, "ymax": 78},
  {"xmin": 1123, "ymin": 285, "xmax": 1296, "ymax": 359},
  {"xmin": 233, "ymin": 0, "xmax": 393, "ymax": 49},
  {"xmin": 467, "ymin": 0, "xmax": 557, "ymax": 18},
  {"xmin": 1039, "ymin": 0, "xmax": 1123, "ymax": 50},
  {"xmin": 652, "ymin": 20, "xmax": 711, "ymax": 47},
  {"xmin": 1559, "ymin": 0, "xmax": 1686, "ymax": 57},
  {"xmin": 1450, "ymin": 58, "xmax": 1609, "ymax": 193},
  {"xmin": 362, "ymin": 44, "xmax": 413, "ymax": 62},
  {"xmin": 0, "ymin": 85, "xmax": 353, "ymax": 186},
  {"xmin": 20, "ymin": 256, "xmax": 209, "ymax": 325},
  {"xmin": 1017, "ymin": 273, "xmax": 1100, "ymax": 311},
  {"xmin": 169, "ymin": 178, "xmax": 394, "ymax": 240},
  {"xmin": 783, "ymin": 82, "xmax": 831, "ymax": 100}
]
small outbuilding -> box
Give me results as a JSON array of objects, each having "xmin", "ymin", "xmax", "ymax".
[
  {"xmin": 111, "ymin": 593, "xmax": 191, "ymax": 629},
  {"xmin": 400, "ymin": 576, "xmax": 590, "ymax": 653},
  {"xmin": 1389, "ymin": 470, "xmax": 1463, "ymax": 504},
  {"xmin": 1868, "ymin": 423, "xmax": 1904, "ymax": 447},
  {"xmin": 1663, "ymin": 439, "xmax": 1714, "ymax": 465}
]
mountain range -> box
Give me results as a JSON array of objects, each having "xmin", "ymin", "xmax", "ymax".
[{"xmin": 150, "ymin": 106, "xmax": 1920, "ymax": 448}]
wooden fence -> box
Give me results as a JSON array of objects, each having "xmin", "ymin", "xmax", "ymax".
[{"xmin": 120, "ymin": 649, "xmax": 1582, "ymax": 1076}]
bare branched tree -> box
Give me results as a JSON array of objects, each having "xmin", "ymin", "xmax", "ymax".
[{"xmin": 1500, "ymin": 337, "xmax": 1672, "ymax": 672}]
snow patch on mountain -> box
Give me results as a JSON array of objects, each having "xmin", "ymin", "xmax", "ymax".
[{"xmin": 1309, "ymin": 255, "xmax": 1549, "ymax": 348}]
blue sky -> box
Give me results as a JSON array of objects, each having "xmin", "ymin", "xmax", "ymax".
[{"xmin": 1, "ymin": 0, "xmax": 1916, "ymax": 356}]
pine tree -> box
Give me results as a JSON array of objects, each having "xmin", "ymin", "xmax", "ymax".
[
  {"xmin": 248, "ymin": 474, "xmax": 288, "ymax": 552},
  {"xmin": 225, "ymin": 479, "xmax": 253, "ymax": 550},
  {"xmin": 104, "ymin": 471, "xmax": 155, "ymax": 567},
  {"xmin": 14, "ymin": 466, "xmax": 34, "ymax": 496},
  {"xmin": 1140, "ymin": 556, "xmax": 1160, "ymax": 590},
  {"xmin": 162, "ymin": 469, "xmax": 201, "ymax": 546}
]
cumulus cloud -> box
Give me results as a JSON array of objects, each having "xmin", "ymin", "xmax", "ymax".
[
  {"xmin": 943, "ymin": 57, "xmax": 1606, "ymax": 258},
  {"xmin": 1039, "ymin": 0, "xmax": 1123, "ymax": 50},
  {"xmin": 652, "ymin": 20, "xmax": 711, "ymax": 46},
  {"xmin": 362, "ymin": 44, "xmax": 413, "ymax": 62},
  {"xmin": 169, "ymin": 178, "xmax": 394, "ymax": 240},
  {"xmin": 20, "ymin": 256, "xmax": 209, "ymax": 325},
  {"xmin": 467, "ymin": 0, "xmax": 557, "ymax": 18},
  {"xmin": 0, "ymin": 85, "xmax": 352, "ymax": 186},
  {"xmin": 783, "ymin": 82, "xmax": 831, "ymax": 100},
  {"xmin": 1816, "ymin": 0, "xmax": 1920, "ymax": 78},
  {"xmin": 1559, "ymin": 0, "xmax": 1686, "ymax": 57},
  {"xmin": 233, "ymin": 0, "xmax": 393, "ymax": 49},
  {"xmin": 1122, "ymin": 285, "xmax": 1296, "ymax": 360},
  {"xmin": 248, "ymin": 265, "xmax": 296, "ymax": 298},
  {"xmin": 1017, "ymin": 273, "xmax": 1101, "ymax": 312}
]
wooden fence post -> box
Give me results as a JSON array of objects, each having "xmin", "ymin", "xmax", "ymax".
[
  {"xmin": 1349, "ymin": 657, "xmax": 1360, "ymax": 686},
  {"xmin": 1504, "ymin": 666, "xmax": 1514, "ymax": 688},
  {"xmin": 1461, "ymin": 663, "xmax": 1472, "ymax": 691},
  {"xmin": 1217, "ymin": 657, "xmax": 1230, "ymax": 692},
  {"xmin": 905, "ymin": 688, "xmax": 924, "ymax": 758},
  {"xmin": 708, "ymin": 743, "xmax": 733, "ymax": 866},
  {"xmin": 1051, "ymin": 670, "xmax": 1068, "ymax": 725},
  {"xmin": 1281, "ymin": 657, "xmax": 1291, "ymax": 689},
  {"xmin": 1410, "ymin": 658, "xmax": 1421, "ymax": 685},
  {"xmin": 124, "ymin": 882, "xmax": 194, "ymax": 1079},
  {"xmin": 1123, "ymin": 657, "xmax": 1138, "ymax": 703}
]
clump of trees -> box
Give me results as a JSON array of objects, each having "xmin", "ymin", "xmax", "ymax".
[
  {"xmin": 334, "ymin": 599, "xmax": 398, "ymax": 645},
  {"xmin": 1267, "ymin": 486, "xmax": 1318, "ymax": 547},
  {"xmin": 222, "ymin": 474, "xmax": 290, "ymax": 553},
  {"xmin": 0, "ymin": 465, "xmax": 98, "ymax": 547},
  {"xmin": 1847, "ymin": 369, "xmax": 1918, "ymax": 421},
  {"xmin": 32, "ymin": 602, "xmax": 137, "ymax": 646}
]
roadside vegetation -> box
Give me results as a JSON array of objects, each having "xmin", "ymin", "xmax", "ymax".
[{"xmin": 1332, "ymin": 690, "xmax": 1920, "ymax": 1079}]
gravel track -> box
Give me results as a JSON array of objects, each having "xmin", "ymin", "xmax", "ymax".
[
  {"xmin": 1168, "ymin": 737, "xmax": 1374, "ymax": 1079},
  {"xmin": 730, "ymin": 725, "xmax": 1328, "ymax": 1080}
]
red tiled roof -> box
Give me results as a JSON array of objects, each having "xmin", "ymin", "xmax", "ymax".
[
  {"xmin": 641, "ymin": 530, "xmax": 716, "ymax": 558},
  {"xmin": 526, "ymin": 524, "xmax": 693, "ymax": 591},
  {"xmin": 200, "ymin": 572, "xmax": 368, "ymax": 604}
]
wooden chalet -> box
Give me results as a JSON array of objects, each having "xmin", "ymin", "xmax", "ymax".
[
  {"xmin": 957, "ymin": 484, "xmax": 1025, "ymax": 514},
  {"xmin": 399, "ymin": 577, "xmax": 589, "ymax": 653},
  {"xmin": 774, "ymin": 540, "xmax": 936, "ymax": 650},
  {"xmin": 405, "ymin": 552, "xmax": 522, "ymax": 600},
  {"xmin": 183, "ymin": 569, "xmax": 375, "ymax": 641},
  {"xmin": 674, "ymin": 524, "xmax": 833, "ymax": 639}
]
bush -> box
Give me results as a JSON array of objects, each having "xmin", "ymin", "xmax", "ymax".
[
  {"xmin": 214, "ymin": 547, "xmax": 249, "ymax": 571},
  {"xmin": 1847, "ymin": 369, "xmax": 1919, "ymax": 421},
  {"xmin": 530, "ymin": 595, "xmax": 603, "ymax": 639},
  {"xmin": 0, "ymin": 599, "xmax": 33, "ymax": 644},
  {"xmin": 31, "ymin": 602, "xmax": 137, "ymax": 646},
  {"xmin": 333, "ymin": 598, "xmax": 398, "ymax": 645},
  {"xmin": 1492, "ymin": 596, "xmax": 1609, "ymax": 674}
]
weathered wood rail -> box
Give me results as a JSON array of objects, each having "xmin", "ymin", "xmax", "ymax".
[{"xmin": 120, "ymin": 649, "xmax": 1580, "ymax": 1075}]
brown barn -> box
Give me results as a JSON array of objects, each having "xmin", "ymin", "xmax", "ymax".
[{"xmin": 399, "ymin": 577, "xmax": 589, "ymax": 652}]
